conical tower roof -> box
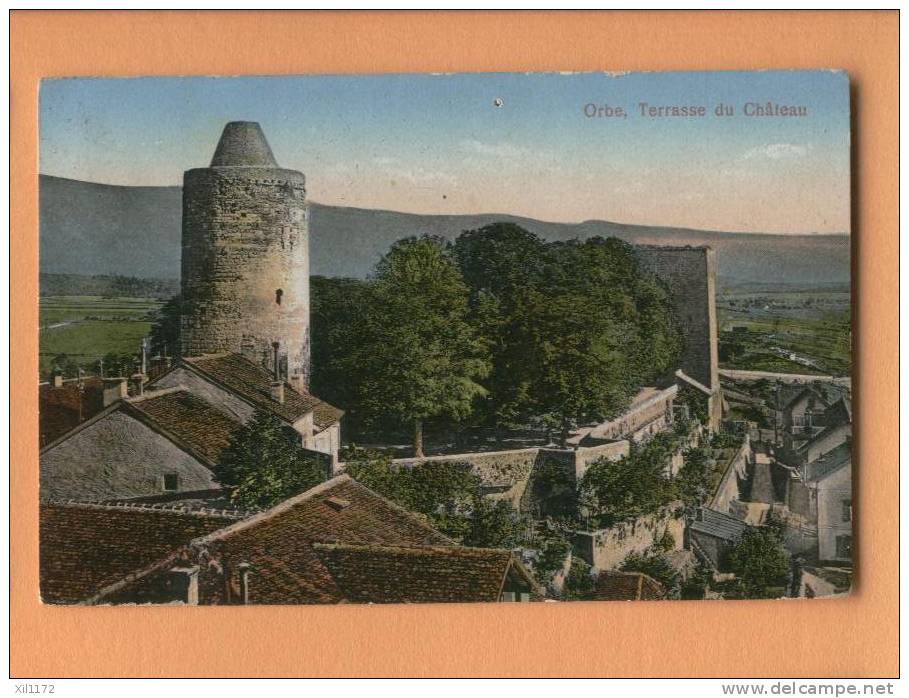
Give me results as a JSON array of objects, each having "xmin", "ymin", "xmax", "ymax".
[{"xmin": 210, "ymin": 121, "xmax": 279, "ymax": 167}]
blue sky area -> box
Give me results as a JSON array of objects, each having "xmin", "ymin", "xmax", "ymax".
[{"xmin": 40, "ymin": 71, "xmax": 850, "ymax": 233}]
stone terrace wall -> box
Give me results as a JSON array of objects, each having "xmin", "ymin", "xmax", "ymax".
[
  {"xmin": 389, "ymin": 441, "xmax": 629, "ymax": 513},
  {"xmin": 573, "ymin": 502, "xmax": 687, "ymax": 570},
  {"xmin": 392, "ymin": 448, "xmax": 539, "ymax": 509},
  {"xmin": 710, "ymin": 435, "xmax": 751, "ymax": 515}
]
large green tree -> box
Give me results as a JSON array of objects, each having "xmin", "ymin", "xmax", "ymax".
[
  {"xmin": 214, "ymin": 409, "xmax": 328, "ymax": 508},
  {"xmin": 149, "ymin": 294, "xmax": 182, "ymax": 359},
  {"xmin": 356, "ymin": 236, "xmax": 490, "ymax": 457},
  {"xmin": 453, "ymin": 223, "xmax": 550, "ymax": 427},
  {"xmin": 578, "ymin": 434, "xmax": 678, "ymax": 528},
  {"xmin": 452, "ymin": 229, "xmax": 681, "ymax": 439},
  {"xmin": 309, "ymin": 276, "xmax": 374, "ymax": 430},
  {"xmin": 727, "ymin": 525, "xmax": 791, "ymax": 599}
]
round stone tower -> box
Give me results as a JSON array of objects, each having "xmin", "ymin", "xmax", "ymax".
[{"xmin": 180, "ymin": 121, "xmax": 310, "ymax": 389}]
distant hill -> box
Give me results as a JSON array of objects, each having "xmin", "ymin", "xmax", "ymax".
[
  {"xmin": 39, "ymin": 273, "xmax": 179, "ymax": 299},
  {"xmin": 39, "ymin": 175, "xmax": 851, "ymax": 285}
]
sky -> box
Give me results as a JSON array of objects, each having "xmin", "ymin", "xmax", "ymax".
[{"xmin": 40, "ymin": 71, "xmax": 850, "ymax": 234}]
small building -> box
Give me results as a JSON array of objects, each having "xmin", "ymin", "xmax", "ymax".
[
  {"xmin": 40, "ymin": 388, "xmax": 242, "ymax": 501},
  {"xmin": 589, "ymin": 570, "xmax": 665, "ymax": 601},
  {"xmin": 779, "ymin": 384, "xmax": 847, "ymax": 441},
  {"xmin": 40, "ymin": 474, "xmax": 543, "ymax": 605},
  {"xmin": 149, "ymin": 352, "xmax": 343, "ymax": 466},
  {"xmin": 802, "ymin": 441, "xmax": 852, "ymax": 563},
  {"xmin": 687, "ymin": 507, "xmax": 751, "ymax": 571}
]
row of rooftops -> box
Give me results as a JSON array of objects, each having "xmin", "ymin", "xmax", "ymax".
[
  {"xmin": 40, "ymin": 474, "xmax": 543, "ymax": 606},
  {"xmin": 40, "ymin": 352, "xmax": 344, "ymax": 461}
]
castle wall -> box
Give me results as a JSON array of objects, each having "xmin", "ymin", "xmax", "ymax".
[
  {"xmin": 573, "ymin": 503, "xmax": 686, "ymax": 570},
  {"xmin": 634, "ymin": 246, "xmax": 719, "ymax": 391},
  {"xmin": 180, "ymin": 162, "xmax": 310, "ymax": 388}
]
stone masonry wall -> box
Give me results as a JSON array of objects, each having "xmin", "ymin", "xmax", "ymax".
[
  {"xmin": 573, "ymin": 502, "xmax": 687, "ymax": 570},
  {"xmin": 181, "ymin": 166, "xmax": 310, "ymax": 388},
  {"xmin": 40, "ymin": 409, "xmax": 217, "ymax": 501},
  {"xmin": 634, "ymin": 245, "xmax": 719, "ymax": 390}
]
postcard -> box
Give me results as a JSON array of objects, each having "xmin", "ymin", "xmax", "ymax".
[{"xmin": 37, "ymin": 70, "xmax": 851, "ymax": 605}]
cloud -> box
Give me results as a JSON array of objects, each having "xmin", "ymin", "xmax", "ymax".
[
  {"xmin": 742, "ymin": 143, "xmax": 811, "ymax": 160},
  {"xmin": 459, "ymin": 139, "xmax": 532, "ymax": 160},
  {"xmin": 380, "ymin": 164, "xmax": 457, "ymax": 187}
]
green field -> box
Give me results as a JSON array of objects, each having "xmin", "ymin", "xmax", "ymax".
[
  {"xmin": 39, "ymin": 296, "xmax": 162, "ymax": 376},
  {"xmin": 717, "ymin": 288, "xmax": 851, "ymax": 376}
]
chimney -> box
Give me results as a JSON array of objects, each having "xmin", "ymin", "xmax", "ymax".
[
  {"xmin": 140, "ymin": 338, "xmax": 149, "ymax": 375},
  {"xmin": 166, "ymin": 566, "xmax": 199, "ymax": 605},
  {"xmin": 289, "ymin": 372, "xmax": 305, "ymax": 393},
  {"xmin": 238, "ymin": 563, "xmax": 252, "ymax": 605},
  {"xmin": 103, "ymin": 377, "xmax": 129, "ymax": 407},
  {"xmin": 270, "ymin": 341, "xmax": 284, "ymax": 403},
  {"xmin": 270, "ymin": 380, "xmax": 285, "ymax": 405},
  {"xmin": 131, "ymin": 373, "xmax": 146, "ymax": 396}
]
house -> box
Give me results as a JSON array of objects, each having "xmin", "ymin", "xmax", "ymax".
[
  {"xmin": 589, "ymin": 570, "xmax": 666, "ymax": 601},
  {"xmin": 687, "ymin": 507, "xmax": 751, "ymax": 570},
  {"xmin": 802, "ymin": 441, "xmax": 852, "ymax": 563},
  {"xmin": 149, "ymin": 352, "xmax": 343, "ymax": 466},
  {"xmin": 40, "ymin": 474, "xmax": 543, "ymax": 605},
  {"xmin": 39, "ymin": 388, "xmax": 243, "ymax": 501},
  {"xmin": 779, "ymin": 384, "xmax": 847, "ymax": 443}
]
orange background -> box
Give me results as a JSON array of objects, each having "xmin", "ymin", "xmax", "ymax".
[{"xmin": 10, "ymin": 11, "xmax": 898, "ymax": 678}]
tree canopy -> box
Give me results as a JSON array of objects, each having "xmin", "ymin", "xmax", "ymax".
[
  {"xmin": 726, "ymin": 524, "xmax": 791, "ymax": 599},
  {"xmin": 310, "ymin": 224, "xmax": 682, "ymax": 453},
  {"xmin": 214, "ymin": 409, "xmax": 328, "ymax": 508},
  {"xmin": 343, "ymin": 449, "xmax": 526, "ymax": 548},
  {"xmin": 578, "ymin": 434, "xmax": 679, "ymax": 528}
]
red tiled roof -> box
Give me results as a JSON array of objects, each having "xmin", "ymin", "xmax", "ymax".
[
  {"xmin": 314, "ymin": 543, "xmax": 520, "ymax": 604},
  {"xmin": 39, "ymin": 378, "xmax": 106, "ymax": 445},
  {"xmin": 591, "ymin": 570, "xmax": 665, "ymax": 601},
  {"xmin": 39, "ymin": 503, "xmax": 236, "ymax": 604},
  {"xmin": 125, "ymin": 389, "xmax": 242, "ymax": 464},
  {"xmin": 194, "ymin": 475, "xmax": 455, "ymax": 604},
  {"xmin": 183, "ymin": 353, "xmax": 343, "ymax": 429}
]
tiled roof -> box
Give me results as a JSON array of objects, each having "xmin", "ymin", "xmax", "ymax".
[
  {"xmin": 591, "ymin": 570, "xmax": 665, "ymax": 601},
  {"xmin": 39, "ymin": 378, "xmax": 106, "ymax": 445},
  {"xmin": 39, "ymin": 503, "xmax": 236, "ymax": 604},
  {"xmin": 823, "ymin": 396, "xmax": 853, "ymax": 427},
  {"xmin": 193, "ymin": 475, "xmax": 458, "ymax": 604},
  {"xmin": 183, "ymin": 353, "xmax": 343, "ymax": 429},
  {"xmin": 314, "ymin": 543, "xmax": 524, "ymax": 604},
  {"xmin": 804, "ymin": 441, "xmax": 852, "ymax": 482},
  {"xmin": 689, "ymin": 507, "xmax": 750, "ymax": 543},
  {"xmin": 125, "ymin": 389, "xmax": 241, "ymax": 464}
]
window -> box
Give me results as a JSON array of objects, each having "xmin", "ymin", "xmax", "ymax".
[
  {"xmin": 275, "ymin": 289, "xmax": 283, "ymax": 305},
  {"xmin": 835, "ymin": 535, "xmax": 852, "ymax": 560},
  {"xmin": 841, "ymin": 499, "xmax": 852, "ymax": 522},
  {"xmin": 500, "ymin": 592, "xmax": 516, "ymax": 602},
  {"xmin": 163, "ymin": 473, "xmax": 179, "ymax": 492}
]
